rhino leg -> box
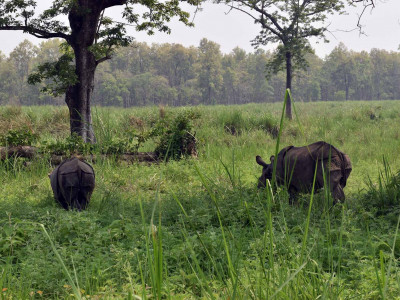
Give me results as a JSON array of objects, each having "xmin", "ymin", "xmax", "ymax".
[
  {"xmin": 55, "ymin": 195, "xmax": 69, "ymax": 210},
  {"xmin": 288, "ymin": 187, "xmax": 298, "ymax": 205}
]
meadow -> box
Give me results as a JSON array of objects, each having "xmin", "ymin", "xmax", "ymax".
[{"xmin": 1, "ymin": 100, "xmax": 400, "ymax": 299}]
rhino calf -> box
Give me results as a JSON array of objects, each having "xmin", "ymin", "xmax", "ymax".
[
  {"xmin": 256, "ymin": 141, "xmax": 352, "ymax": 204},
  {"xmin": 49, "ymin": 157, "xmax": 95, "ymax": 210}
]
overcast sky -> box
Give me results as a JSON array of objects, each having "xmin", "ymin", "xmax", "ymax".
[{"xmin": 0, "ymin": 0, "xmax": 399, "ymax": 58}]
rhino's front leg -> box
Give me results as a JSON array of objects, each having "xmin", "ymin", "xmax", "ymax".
[{"xmin": 288, "ymin": 187, "xmax": 298, "ymax": 205}]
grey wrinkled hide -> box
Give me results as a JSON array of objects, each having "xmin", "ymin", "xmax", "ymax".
[
  {"xmin": 256, "ymin": 141, "xmax": 352, "ymax": 204},
  {"xmin": 49, "ymin": 157, "xmax": 95, "ymax": 210}
]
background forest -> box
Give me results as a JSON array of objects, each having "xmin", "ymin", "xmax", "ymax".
[{"xmin": 1, "ymin": 38, "xmax": 400, "ymax": 107}]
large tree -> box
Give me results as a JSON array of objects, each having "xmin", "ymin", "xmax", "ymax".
[
  {"xmin": 0, "ymin": 0, "xmax": 198, "ymax": 142},
  {"xmin": 220, "ymin": 0, "xmax": 352, "ymax": 119}
]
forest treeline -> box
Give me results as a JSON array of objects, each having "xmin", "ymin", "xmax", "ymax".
[{"xmin": 1, "ymin": 38, "xmax": 400, "ymax": 106}]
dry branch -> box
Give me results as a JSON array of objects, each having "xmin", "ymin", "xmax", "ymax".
[{"xmin": 0, "ymin": 146, "xmax": 159, "ymax": 164}]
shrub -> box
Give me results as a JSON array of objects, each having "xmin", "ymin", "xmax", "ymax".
[
  {"xmin": 99, "ymin": 137, "xmax": 139, "ymax": 154},
  {"xmin": 251, "ymin": 115, "xmax": 279, "ymax": 138},
  {"xmin": 0, "ymin": 128, "xmax": 38, "ymax": 146},
  {"xmin": 222, "ymin": 111, "xmax": 246, "ymax": 135},
  {"xmin": 155, "ymin": 110, "xmax": 199, "ymax": 160},
  {"xmin": 362, "ymin": 157, "xmax": 400, "ymax": 214},
  {"xmin": 41, "ymin": 133, "xmax": 94, "ymax": 155}
]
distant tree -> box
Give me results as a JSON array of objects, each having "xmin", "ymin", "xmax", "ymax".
[
  {"xmin": 128, "ymin": 72, "xmax": 177, "ymax": 106},
  {"xmin": 293, "ymin": 52, "xmax": 322, "ymax": 102},
  {"xmin": 197, "ymin": 38, "xmax": 223, "ymax": 105},
  {"xmin": 219, "ymin": 0, "xmax": 351, "ymax": 118},
  {"xmin": 370, "ymin": 49, "xmax": 387, "ymax": 100},
  {"xmin": 246, "ymin": 49, "xmax": 274, "ymax": 103},
  {"xmin": 0, "ymin": 59, "xmax": 18, "ymax": 104},
  {"xmin": 30, "ymin": 39, "xmax": 65, "ymax": 105},
  {"xmin": 109, "ymin": 42, "xmax": 153, "ymax": 75},
  {"xmin": 0, "ymin": 0, "xmax": 198, "ymax": 142},
  {"xmin": 154, "ymin": 44, "xmax": 197, "ymax": 87},
  {"xmin": 222, "ymin": 48, "xmax": 244, "ymax": 104},
  {"xmin": 9, "ymin": 40, "xmax": 39, "ymax": 105},
  {"xmin": 35, "ymin": 39, "xmax": 63, "ymax": 64},
  {"xmin": 9, "ymin": 40, "xmax": 37, "ymax": 81},
  {"xmin": 352, "ymin": 51, "xmax": 372, "ymax": 100},
  {"xmin": 325, "ymin": 43, "xmax": 355, "ymax": 101}
]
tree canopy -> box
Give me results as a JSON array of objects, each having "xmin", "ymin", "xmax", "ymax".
[
  {"xmin": 0, "ymin": 0, "xmax": 199, "ymax": 142},
  {"xmin": 2, "ymin": 39, "xmax": 400, "ymax": 107},
  {"xmin": 218, "ymin": 0, "xmax": 369, "ymax": 118}
]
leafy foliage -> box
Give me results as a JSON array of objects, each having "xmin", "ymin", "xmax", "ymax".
[
  {"xmin": 219, "ymin": 0, "xmax": 352, "ymax": 118},
  {"xmin": 3, "ymin": 39, "xmax": 400, "ymax": 106},
  {"xmin": 0, "ymin": 128, "xmax": 38, "ymax": 146},
  {"xmin": 41, "ymin": 133, "xmax": 94, "ymax": 155},
  {"xmin": 28, "ymin": 51, "xmax": 77, "ymax": 96},
  {"xmin": 41, "ymin": 133, "xmax": 142, "ymax": 155},
  {"xmin": 155, "ymin": 110, "xmax": 200, "ymax": 160},
  {"xmin": 362, "ymin": 157, "xmax": 400, "ymax": 214},
  {"xmin": 265, "ymin": 42, "xmax": 314, "ymax": 78},
  {"xmin": 0, "ymin": 0, "xmax": 199, "ymax": 95}
]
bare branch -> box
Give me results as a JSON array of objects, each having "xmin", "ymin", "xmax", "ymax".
[
  {"xmin": 102, "ymin": 0, "xmax": 128, "ymax": 9},
  {"xmin": 95, "ymin": 55, "xmax": 111, "ymax": 65},
  {"xmin": 95, "ymin": 44, "xmax": 113, "ymax": 65},
  {"xmin": 0, "ymin": 25, "xmax": 70, "ymax": 41},
  {"xmin": 355, "ymin": 0, "xmax": 375, "ymax": 32},
  {"xmin": 226, "ymin": 0, "xmax": 285, "ymax": 40}
]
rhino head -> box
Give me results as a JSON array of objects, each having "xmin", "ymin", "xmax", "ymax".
[{"xmin": 256, "ymin": 155, "xmax": 274, "ymax": 188}]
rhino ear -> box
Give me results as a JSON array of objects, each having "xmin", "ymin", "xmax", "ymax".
[
  {"xmin": 270, "ymin": 155, "xmax": 275, "ymax": 163},
  {"xmin": 256, "ymin": 155, "xmax": 268, "ymax": 167}
]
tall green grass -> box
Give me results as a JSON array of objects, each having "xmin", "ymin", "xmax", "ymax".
[{"xmin": 1, "ymin": 99, "xmax": 400, "ymax": 298}]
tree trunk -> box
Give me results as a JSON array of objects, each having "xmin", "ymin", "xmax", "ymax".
[
  {"xmin": 345, "ymin": 73, "xmax": 349, "ymax": 101},
  {"xmin": 285, "ymin": 51, "xmax": 293, "ymax": 120},
  {"xmin": 208, "ymin": 85, "xmax": 211, "ymax": 105},
  {"xmin": 65, "ymin": 2, "xmax": 103, "ymax": 143}
]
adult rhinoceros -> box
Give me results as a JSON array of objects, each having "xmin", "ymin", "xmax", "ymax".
[
  {"xmin": 256, "ymin": 141, "xmax": 352, "ymax": 204},
  {"xmin": 49, "ymin": 157, "xmax": 95, "ymax": 210}
]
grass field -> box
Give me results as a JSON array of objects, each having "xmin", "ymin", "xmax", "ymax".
[{"xmin": 1, "ymin": 100, "xmax": 400, "ymax": 299}]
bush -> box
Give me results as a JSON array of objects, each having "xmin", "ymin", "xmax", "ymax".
[
  {"xmin": 221, "ymin": 111, "xmax": 278, "ymax": 137},
  {"xmin": 0, "ymin": 128, "xmax": 38, "ymax": 146},
  {"xmin": 99, "ymin": 137, "xmax": 139, "ymax": 154},
  {"xmin": 155, "ymin": 110, "xmax": 199, "ymax": 160},
  {"xmin": 41, "ymin": 133, "xmax": 94, "ymax": 155},
  {"xmin": 362, "ymin": 158, "xmax": 400, "ymax": 214},
  {"xmin": 223, "ymin": 111, "xmax": 246, "ymax": 135},
  {"xmin": 42, "ymin": 134, "xmax": 141, "ymax": 155},
  {"xmin": 251, "ymin": 115, "xmax": 279, "ymax": 138}
]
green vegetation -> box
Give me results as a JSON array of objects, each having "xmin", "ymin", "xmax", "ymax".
[
  {"xmin": 1, "ymin": 40, "xmax": 400, "ymax": 107},
  {"xmin": 1, "ymin": 100, "xmax": 400, "ymax": 299}
]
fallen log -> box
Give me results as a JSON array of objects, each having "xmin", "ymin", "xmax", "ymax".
[
  {"xmin": 0, "ymin": 146, "xmax": 159, "ymax": 164},
  {"xmin": 0, "ymin": 146, "xmax": 38, "ymax": 160},
  {"xmin": 50, "ymin": 152, "xmax": 158, "ymax": 165}
]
